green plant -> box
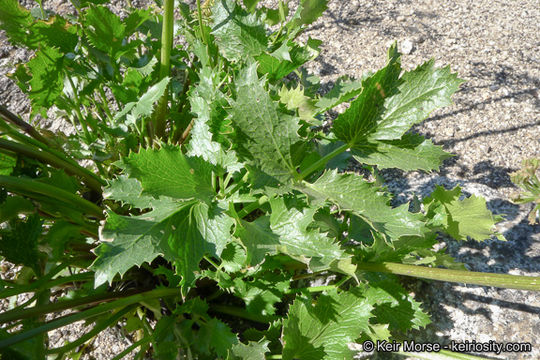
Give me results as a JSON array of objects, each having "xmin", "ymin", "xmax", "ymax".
[
  {"xmin": 511, "ymin": 158, "xmax": 540, "ymax": 224},
  {"xmin": 0, "ymin": 0, "xmax": 539, "ymax": 359}
]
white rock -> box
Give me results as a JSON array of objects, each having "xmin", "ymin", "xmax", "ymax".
[{"xmin": 401, "ymin": 39, "xmax": 414, "ymax": 54}]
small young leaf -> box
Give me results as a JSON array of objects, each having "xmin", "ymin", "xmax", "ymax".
[{"xmin": 0, "ymin": 0, "xmax": 35, "ymax": 47}]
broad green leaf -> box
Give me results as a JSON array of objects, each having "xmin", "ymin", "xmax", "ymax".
[
  {"xmin": 257, "ymin": 38, "xmax": 321, "ymax": 81},
  {"xmin": 352, "ymin": 133, "xmax": 452, "ymax": 172},
  {"xmin": 0, "ymin": 0, "xmax": 35, "ymax": 47},
  {"xmin": 231, "ymin": 339, "xmax": 270, "ymax": 360},
  {"xmin": 26, "ymin": 47, "xmax": 64, "ymax": 118},
  {"xmin": 332, "ymin": 45, "xmax": 401, "ymax": 147},
  {"xmin": 0, "ymin": 214, "xmax": 42, "ymax": 274},
  {"xmin": 93, "ymin": 200, "xmax": 233, "ymax": 289},
  {"xmin": 117, "ymin": 146, "xmax": 214, "ymax": 203},
  {"xmin": 211, "ymin": 0, "xmax": 268, "ymax": 62},
  {"xmin": 282, "ymin": 289, "xmax": 373, "ymax": 360},
  {"xmin": 229, "ymin": 63, "xmax": 302, "ymax": 185},
  {"xmin": 370, "ymin": 60, "xmax": 464, "ymax": 140},
  {"xmin": 302, "ymin": 170, "xmax": 428, "ymax": 240},
  {"xmin": 83, "ymin": 5, "xmax": 126, "ymax": 55},
  {"xmin": 315, "ymin": 75, "xmax": 363, "ymax": 115},
  {"xmin": 423, "ymin": 185, "xmax": 506, "ymax": 241},
  {"xmin": 92, "ymin": 200, "xmax": 185, "ymax": 287},
  {"xmin": 114, "ymin": 77, "xmax": 170, "ymax": 127}
]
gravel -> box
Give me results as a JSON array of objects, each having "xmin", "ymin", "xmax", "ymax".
[{"xmin": 1, "ymin": 0, "xmax": 539, "ymax": 359}]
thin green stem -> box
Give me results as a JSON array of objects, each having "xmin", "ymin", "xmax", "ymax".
[
  {"xmin": 196, "ymin": 0, "xmax": 208, "ymax": 45},
  {"xmin": 0, "ymin": 264, "xmax": 69, "ymax": 299},
  {"xmin": 0, "ymin": 287, "xmax": 179, "ymax": 348},
  {"xmin": 357, "ymin": 262, "xmax": 540, "ymax": 291},
  {"xmin": 298, "ymin": 143, "xmax": 349, "ymax": 181},
  {"xmin": 237, "ymin": 195, "xmax": 269, "ymax": 219},
  {"xmin": 153, "ymin": 0, "xmax": 175, "ymax": 139},
  {"xmin": 67, "ymin": 76, "xmax": 92, "ymax": 143},
  {"xmin": 0, "ymin": 175, "xmax": 104, "ymax": 219}
]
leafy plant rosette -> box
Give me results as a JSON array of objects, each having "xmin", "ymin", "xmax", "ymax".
[{"xmin": 0, "ymin": 0, "xmax": 538, "ymax": 359}]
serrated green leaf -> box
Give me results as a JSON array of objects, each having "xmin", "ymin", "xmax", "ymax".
[
  {"xmin": 282, "ymin": 289, "xmax": 373, "ymax": 360},
  {"xmin": 26, "ymin": 47, "xmax": 64, "ymax": 118},
  {"xmin": 114, "ymin": 77, "xmax": 170, "ymax": 127},
  {"xmin": 257, "ymin": 38, "xmax": 321, "ymax": 81},
  {"xmin": 230, "ymin": 339, "xmax": 270, "ymax": 360},
  {"xmin": 229, "ymin": 63, "xmax": 301, "ymax": 185},
  {"xmin": 196, "ymin": 318, "xmax": 238, "ymax": 357},
  {"xmin": 117, "ymin": 146, "xmax": 214, "ymax": 203},
  {"xmin": 370, "ymin": 60, "xmax": 464, "ymax": 141},
  {"xmin": 188, "ymin": 69, "xmax": 242, "ymax": 174},
  {"xmin": 269, "ymin": 197, "xmax": 351, "ymax": 272},
  {"xmin": 92, "ymin": 199, "xmax": 185, "ymax": 287},
  {"xmin": 83, "ymin": 5, "xmax": 125, "ymax": 55},
  {"xmin": 220, "ymin": 242, "xmax": 247, "ymax": 272},
  {"xmin": 366, "ymin": 277, "xmax": 431, "ymax": 332},
  {"xmin": 238, "ymin": 216, "xmax": 280, "ymax": 266},
  {"xmin": 332, "ymin": 45, "xmax": 401, "ymax": 147},
  {"xmin": 302, "ymin": 170, "xmax": 428, "ymax": 240},
  {"xmin": 315, "ymin": 75, "xmax": 363, "ymax": 115},
  {"xmin": 0, "ymin": 214, "xmax": 42, "ymax": 274},
  {"xmin": 33, "ymin": 16, "xmax": 78, "ymax": 53},
  {"xmin": 0, "ymin": 0, "xmax": 35, "ymax": 47},
  {"xmin": 352, "ymin": 133, "xmax": 453, "ymax": 172},
  {"xmin": 103, "ymin": 175, "xmax": 154, "ymax": 209},
  {"xmin": 211, "ymin": 0, "xmax": 267, "ymax": 62},
  {"xmin": 423, "ymin": 185, "xmax": 505, "ymax": 241}
]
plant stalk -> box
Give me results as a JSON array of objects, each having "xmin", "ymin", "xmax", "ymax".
[
  {"xmin": 0, "ymin": 138, "xmax": 104, "ymax": 193},
  {"xmin": 153, "ymin": 0, "xmax": 175, "ymax": 139},
  {"xmin": 0, "ymin": 105, "xmax": 52, "ymax": 146},
  {"xmin": 357, "ymin": 262, "xmax": 540, "ymax": 291},
  {"xmin": 0, "ymin": 175, "xmax": 104, "ymax": 219},
  {"xmin": 0, "ymin": 287, "xmax": 179, "ymax": 348},
  {"xmin": 299, "ymin": 143, "xmax": 349, "ymax": 181}
]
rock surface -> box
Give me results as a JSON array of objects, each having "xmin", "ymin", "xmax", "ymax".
[{"xmin": 1, "ymin": 0, "xmax": 538, "ymax": 359}]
